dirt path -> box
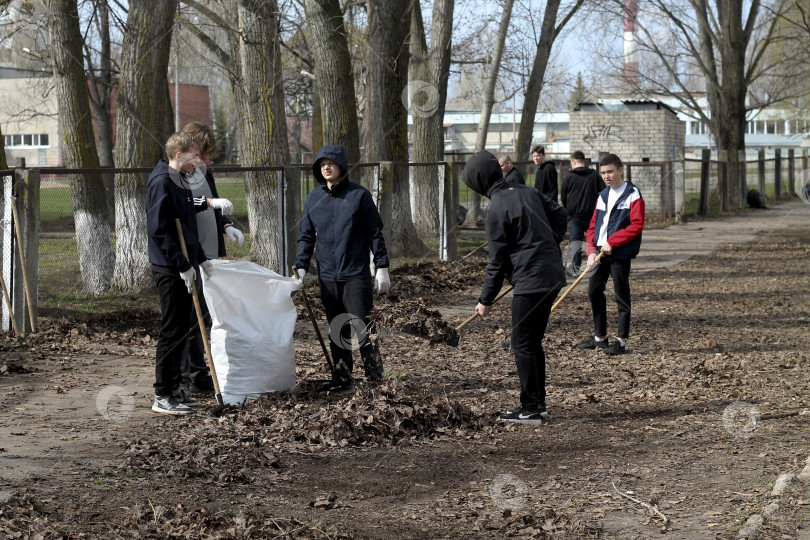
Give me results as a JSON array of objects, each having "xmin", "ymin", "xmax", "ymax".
[{"xmin": 1, "ymin": 200, "xmax": 809, "ymax": 538}]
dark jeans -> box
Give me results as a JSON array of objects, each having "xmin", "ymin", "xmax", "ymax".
[
  {"xmin": 510, "ymin": 290, "xmax": 560, "ymax": 411},
  {"xmin": 587, "ymin": 257, "xmax": 632, "ymax": 339},
  {"xmin": 319, "ymin": 279, "xmax": 383, "ymax": 383},
  {"xmin": 182, "ymin": 277, "xmax": 211, "ymax": 385},
  {"xmin": 568, "ymin": 214, "xmax": 591, "ymax": 270},
  {"xmin": 153, "ymin": 271, "xmax": 194, "ymax": 396}
]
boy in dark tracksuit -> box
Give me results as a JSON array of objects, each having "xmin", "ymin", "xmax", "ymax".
[
  {"xmin": 463, "ymin": 150, "xmax": 567, "ymax": 425},
  {"xmin": 575, "ymin": 153, "xmax": 645, "ymax": 356},
  {"xmin": 295, "ymin": 145, "xmax": 391, "ymax": 397},
  {"xmin": 146, "ymin": 131, "xmax": 218, "ymax": 415}
]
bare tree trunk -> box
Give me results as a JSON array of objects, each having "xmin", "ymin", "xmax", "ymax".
[
  {"xmin": 410, "ymin": 0, "xmax": 454, "ymax": 238},
  {"xmin": 365, "ymin": 0, "xmax": 427, "ymax": 258},
  {"xmin": 86, "ymin": 0, "xmax": 116, "ymax": 218},
  {"xmin": 112, "ymin": 0, "xmax": 176, "ymax": 292},
  {"xmin": 461, "ymin": 0, "xmax": 515, "ymax": 228},
  {"xmin": 304, "ymin": 0, "xmax": 360, "ymax": 163},
  {"xmin": 45, "ymin": 0, "xmax": 115, "ymax": 295},
  {"xmin": 515, "ymin": 0, "xmax": 584, "ymax": 168},
  {"xmin": 226, "ymin": 0, "xmax": 290, "ymax": 271}
]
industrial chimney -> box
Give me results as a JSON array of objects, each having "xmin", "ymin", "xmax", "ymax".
[{"xmin": 623, "ymin": 0, "xmax": 639, "ymax": 87}]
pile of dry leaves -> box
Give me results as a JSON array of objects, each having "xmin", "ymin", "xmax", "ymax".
[{"xmin": 121, "ymin": 380, "xmax": 493, "ymax": 485}]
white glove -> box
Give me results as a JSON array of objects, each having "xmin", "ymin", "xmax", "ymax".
[
  {"xmin": 296, "ymin": 268, "xmax": 306, "ymax": 283},
  {"xmin": 209, "ymin": 198, "xmax": 234, "ymax": 215},
  {"xmin": 374, "ymin": 267, "xmax": 390, "ymax": 293},
  {"xmin": 179, "ymin": 267, "xmax": 196, "ymax": 294},
  {"xmin": 225, "ymin": 225, "xmax": 245, "ymax": 245},
  {"xmin": 200, "ymin": 260, "xmax": 214, "ymax": 276}
]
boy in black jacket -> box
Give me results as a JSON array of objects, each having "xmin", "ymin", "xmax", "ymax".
[
  {"xmin": 464, "ymin": 150, "xmax": 567, "ymax": 424},
  {"xmin": 295, "ymin": 145, "xmax": 391, "ymax": 398},
  {"xmin": 561, "ymin": 150, "xmax": 606, "ymax": 275},
  {"xmin": 146, "ymin": 131, "xmax": 219, "ymax": 415},
  {"xmin": 532, "ymin": 145, "xmax": 558, "ymax": 201}
]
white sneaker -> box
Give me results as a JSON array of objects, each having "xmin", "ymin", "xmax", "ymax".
[{"xmin": 152, "ymin": 395, "xmax": 193, "ymax": 415}]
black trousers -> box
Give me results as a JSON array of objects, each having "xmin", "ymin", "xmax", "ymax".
[
  {"xmin": 511, "ymin": 290, "xmax": 560, "ymax": 411},
  {"xmin": 153, "ymin": 271, "xmax": 194, "ymax": 397},
  {"xmin": 587, "ymin": 257, "xmax": 632, "ymax": 339},
  {"xmin": 319, "ymin": 279, "xmax": 383, "ymax": 383},
  {"xmin": 182, "ymin": 277, "xmax": 211, "ymax": 384}
]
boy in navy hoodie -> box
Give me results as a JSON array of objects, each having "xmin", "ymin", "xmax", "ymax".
[
  {"xmin": 145, "ymin": 131, "xmax": 229, "ymax": 414},
  {"xmin": 575, "ymin": 153, "xmax": 645, "ymax": 355},
  {"xmin": 295, "ymin": 145, "xmax": 391, "ymax": 398}
]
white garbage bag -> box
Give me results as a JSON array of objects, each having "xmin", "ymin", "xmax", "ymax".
[{"xmin": 200, "ymin": 260, "xmax": 301, "ymax": 405}]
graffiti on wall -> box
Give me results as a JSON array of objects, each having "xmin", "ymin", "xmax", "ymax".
[{"xmin": 583, "ymin": 124, "xmax": 625, "ymax": 150}]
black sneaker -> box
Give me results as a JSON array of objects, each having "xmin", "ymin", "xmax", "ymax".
[
  {"xmin": 152, "ymin": 395, "xmax": 193, "ymax": 415},
  {"xmin": 574, "ymin": 337, "xmax": 609, "ymax": 350},
  {"xmin": 499, "ymin": 409, "xmax": 547, "ymax": 425},
  {"xmin": 601, "ymin": 341, "xmax": 626, "ymax": 355},
  {"xmin": 172, "ymin": 383, "xmax": 198, "ymax": 404},
  {"xmin": 188, "ymin": 378, "xmax": 215, "ymax": 395},
  {"xmin": 506, "ymin": 403, "xmax": 546, "ymax": 415},
  {"xmin": 316, "ymin": 379, "xmax": 356, "ymax": 400}
]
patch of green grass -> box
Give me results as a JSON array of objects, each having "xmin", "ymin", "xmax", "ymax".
[{"xmin": 93, "ymin": 476, "xmax": 106, "ymax": 485}]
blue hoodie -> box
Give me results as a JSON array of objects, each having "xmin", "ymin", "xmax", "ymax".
[{"xmin": 295, "ymin": 145, "xmax": 389, "ymax": 281}]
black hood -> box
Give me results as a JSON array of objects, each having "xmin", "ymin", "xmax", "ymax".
[
  {"xmin": 312, "ymin": 145, "xmax": 349, "ymax": 184},
  {"xmin": 462, "ymin": 150, "xmax": 504, "ymax": 198},
  {"xmin": 570, "ymin": 166, "xmax": 595, "ymax": 176}
]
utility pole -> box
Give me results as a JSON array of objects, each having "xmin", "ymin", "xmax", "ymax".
[{"xmin": 174, "ymin": 43, "xmax": 180, "ymax": 131}]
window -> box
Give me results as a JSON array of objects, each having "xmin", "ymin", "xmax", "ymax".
[{"xmin": 4, "ymin": 134, "xmax": 50, "ymax": 148}]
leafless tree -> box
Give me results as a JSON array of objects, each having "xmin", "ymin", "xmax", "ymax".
[
  {"xmin": 409, "ymin": 0, "xmax": 454, "ymax": 238},
  {"xmin": 460, "ymin": 0, "xmax": 515, "ymax": 228},
  {"xmin": 364, "ymin": 0, "xmax": 427, "ymax": 257},
  {"xmin": 111, "ymin": 0, "xmax": 176, "ymax": 292},
  {"xmin": 44, "ymin": 0, "xmax": 115, "ymax": 295}
]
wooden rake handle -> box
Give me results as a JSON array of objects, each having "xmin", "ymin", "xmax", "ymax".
[
  {"xmin": 455, "ymin": 251, "xmax": 604, "ymax": 333},
  {"xmin": 550, "ymin": 251, "xmax": 604, "ymax": 313},
  {"xmin": 292, "ymin": 266, "xmax": 335, "ymax": 373}
]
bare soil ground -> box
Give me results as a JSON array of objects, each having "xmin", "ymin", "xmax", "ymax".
[{"xmin": 1, "ymin": 203, "xmax": 810, "ymax": 539}]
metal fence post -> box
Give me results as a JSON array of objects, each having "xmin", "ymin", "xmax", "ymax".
[
  {"xmin": 774, "ymin": 149, "xmax": 782, "ymax": 200},
  {"xmin": 717, "ymin": 149, "xmax": 728, "ymax": 211},
  {"xmin": 12, "ymin": 168, "xmax": 40, "ymax": 333},
  {"xmin": 699, "ymin": 149, "xmax": 710, "ymax": 215},
  {"xmin": 284, "ymin": 167, "xmax": 301, "ymax": 277},
  {"xmin": 737, "ymin": 150, "xmax": 747, "ymax": 210},
  {"xmin": 788, "ymin": 149, "xmax": 795, "ymax": 197},
  {"xmin": 758, "ymin": 148, "xmax": 765, "ymax": 194},
  {"xmin": 437, "ymin": 163, "xmax": 457, "ymax": 262}
]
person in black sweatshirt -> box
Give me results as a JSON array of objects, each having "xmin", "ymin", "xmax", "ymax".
[
  {"xmin": 463, "ymin": 150, "xmax": 567, "ymax": 425},
  {"xmin": 561, "ymin": 150, "xmax": 606, "ymax": 275},
  {"xmin": 497, "ymin": 154, "xmax": 525, "ymax": 185},
  {"xmin": 145, "ymin": 132, "xmax": 231, "ymax": 415},
  {"xmin": 532, "ymin": 145, "xmax": 558, "ymax": 201}
]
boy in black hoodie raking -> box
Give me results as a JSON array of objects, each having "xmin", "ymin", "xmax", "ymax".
[
  {"xmin": 295, "ymin": 145, "xmax": 391, "ymax": 398},
  {"xmin": 561, "ymin": 150, "xmax": 606, "ymax": 275},
  {"xmin": 463, "ymin": 150, "xmax": 568, "ymax": 424},
  {"xmin": 145, "ymin": 131, "xmax": 232, "ymax": 415}
]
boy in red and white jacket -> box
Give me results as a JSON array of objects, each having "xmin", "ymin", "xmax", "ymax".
[{"xmin": 575, "ymin": 153, "xmax": 645, "ymax": 355}]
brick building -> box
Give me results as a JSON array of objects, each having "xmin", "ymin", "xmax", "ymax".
[{"xmin": 569, "ymin": 101, "xmax": 686, "ymax": 216}]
